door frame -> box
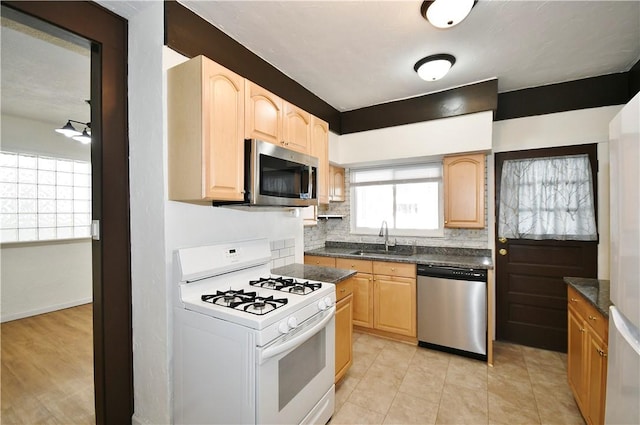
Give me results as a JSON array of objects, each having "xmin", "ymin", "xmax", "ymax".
[{"xmin": 2, "ymin": 1, "xmax": 132, "ymax": 423}]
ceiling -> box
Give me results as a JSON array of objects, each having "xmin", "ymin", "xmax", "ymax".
[
  {"xmin": 1, "ymin": 10, "xmax": 90, "ymax": 128},
  {"xmin": 1, "ymin": 1, "xmax": 638, "ymax": 129},
  {"xmin": 181, "ymin": 0, "xmax": 640, "ymax": 112}
]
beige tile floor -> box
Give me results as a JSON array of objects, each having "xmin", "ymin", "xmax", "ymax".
[{"xmin": 330, "ymin": 332, "xmax": 585, "ymax": 425}]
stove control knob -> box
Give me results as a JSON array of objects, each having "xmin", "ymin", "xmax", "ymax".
[
  {"xmin": 323, "ymin": 297, "xmax": 334, "ymax": 308},
  {"xmin": 318, "ymin": 299, "xmax": 327, "ymax": 310},
  {"xmin": 287, "ymin": 316, "xmax": 298, "ymax": 329},
  {"xmin": 278, "ymin": 321, "xmax": 290, "ymax": 334}
]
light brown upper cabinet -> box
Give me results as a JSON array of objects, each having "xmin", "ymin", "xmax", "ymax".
[
  {"xmin": 283, "ymin": 102, "xmax": 311, "ymax": 154},
  {"xmin": 443, "ymin": 153, "xmax": 485, "ymax": 228},
  {"xmin": 311, "ymin": 117, "xmax": 330, "ymax": 204},
  {"xmin": 329, "ymin": 165, "xmax": 345, "ymax": 202},
  {"xmin": 245, "ymin": 81, "xmax": 311, "ymax": 154},
  {"xmin": 244, "ymin": 81, "xmax": 283, "ymax": 145},
  {"xmin": 168, "ymin": 55, "xmax": 245, "ymax": 203}
]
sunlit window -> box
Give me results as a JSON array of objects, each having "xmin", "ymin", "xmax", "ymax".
[
  {"xmin": 0, "ymin": 151, "xmax": 91, "ymax": 242},
  {"xmin": 351, "ymin": 163, "xmax": 443, "ymax": 237}
]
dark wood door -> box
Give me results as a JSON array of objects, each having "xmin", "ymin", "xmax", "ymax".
[{"xmin": 495, "ymin": 145, "xmax": 598, "ymax": 352}]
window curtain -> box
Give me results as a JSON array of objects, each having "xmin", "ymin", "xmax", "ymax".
[{"xmin": 498, "ymin": 154, "xmax": 597, "ymax": 241}]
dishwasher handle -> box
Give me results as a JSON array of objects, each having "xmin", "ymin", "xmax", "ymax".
[{"xmin": 417, "ymin": 264, "xmax": 487, "ymax": 282}]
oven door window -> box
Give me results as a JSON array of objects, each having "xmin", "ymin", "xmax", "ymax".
[
  {"xmin": 279, "ymin": 330, "xmax": 325, "ymax": 410},
  {"xmin": 259, "ymin": 154, "xmax": 312, "ymax": 199}
]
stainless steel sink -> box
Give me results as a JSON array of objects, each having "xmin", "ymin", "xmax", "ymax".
[{"xmin": 350, "ymin": 250, "xmax": 413, "ymax": 257}]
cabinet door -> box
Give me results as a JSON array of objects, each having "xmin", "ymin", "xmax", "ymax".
[
  {"xmin": 304, "ymin": 255, "xmax": 336, "ymax": 268},
  {"xmin": 335, "ymin": 293, "xmax": 353, "ymax": 383},
  {"xmin": 373, "ymin": 275, "xmax": 416, "ymax": 337},
  {"xmin": 351, "ymin": 273, "xmax": 374, "ymax": 328},
  {"xmin": 586, "ymin": 330, "xmax": 607, "ymax": 425},
  {"xmin": 168, "ymin": 55, "xmax": 245, "ymax": 202},
  {"xmin": 202, "ymin": 60, "xmax": 245, "ymax": 201},
  {"xmin": 568, "ymin": 306, "xmax": 586, "ymax": 412},
  {"xmin": 311, "ymin": 117, "xmax": 330, "ymax": 204},
  {"xmin": 330, "ymin": 165, "xmax": 345, "ymax": 202},
  {"xmin": 244, "ymin": 81, "xmax": 283, "ymax": 144},
  {"xmin": 443, "ymin": 153, "xmax": 485, "ymax": 228},
  {"xmin": 283, "ymin": 102, "xmax": 311, "ymax": 154}
]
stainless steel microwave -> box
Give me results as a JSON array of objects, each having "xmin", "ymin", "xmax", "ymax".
[{"xmin": 243, "ymin": 139, "xmax": 318, "ymax": 207}]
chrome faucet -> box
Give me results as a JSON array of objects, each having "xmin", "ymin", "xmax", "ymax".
[{"xmin": 378, "ymin": 220, "xmax": 395, "ymax": 251}]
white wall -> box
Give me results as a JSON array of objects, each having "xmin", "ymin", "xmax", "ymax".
[
  {"xmin": 0, "ymin": 239, "xmax": 92, "ymax": 321},
  {"xmin": 334, "ymin": 110, "xmax": 493, "ymax": 166},
  {"xmin": 0, "ymin": 115, "xmax": 92, "ymax": 322},
  {"xmin": 492, "ymin": 105, "xmax": 622, "ymax": 280}
]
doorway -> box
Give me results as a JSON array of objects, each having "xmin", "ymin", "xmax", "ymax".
[
  {"xmin": 1, "ymin": 2, "xmax": 132, "ymax": 423},
  {"xmin": 495, "ymin": 144, "xmax": 598, "ymax": 352},
  {"xmin": 0, "ymin": 6, "xmax": 94, "ymax": 422}
]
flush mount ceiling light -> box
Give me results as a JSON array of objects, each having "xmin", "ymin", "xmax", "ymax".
[
  {"xmin": 55, "ymin": 119, "xmax": 91, "ymax": 144},
  {"xmin": 414, "ymin": 54, "xmax": 456, "ymax": 81},
  {"xmin": 421, "ymin": 0, "xmax": 475, "ymax": 28}
]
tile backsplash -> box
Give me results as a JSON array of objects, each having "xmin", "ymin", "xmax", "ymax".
[{"xmin": 270, "ymin": 238, "xmax": 296, "ymax": 269}]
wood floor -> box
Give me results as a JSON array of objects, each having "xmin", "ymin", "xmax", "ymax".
[{"xmin": 1, "ymin": 304, "xmax": 95, "ymax": 424}]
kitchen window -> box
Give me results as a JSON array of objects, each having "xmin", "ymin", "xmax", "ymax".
[
  {"xmin": 0, "ymin": 151, "xmax": 92, "ymax": 243},
  {"xmin": 350, "ymin": 163, "xmax": 443, "ymax": 237}
]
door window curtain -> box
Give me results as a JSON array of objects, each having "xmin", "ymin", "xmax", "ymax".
[{"xmin": 498, "ymin": 154, "xmax": 597, "ymax": 241}]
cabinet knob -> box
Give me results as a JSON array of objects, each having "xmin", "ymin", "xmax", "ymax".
[
  {"xmin": 570, "ymin": 298, "xmax": 579, "ymax": 302},
  {"xmin": 597, "ymin": 349, "xmax": 607, "ymax": 357},
  {"xmin": 340, "ymin": 288, "xmax": 346, "ymax": 293},
  {"xmin": 579, "ymin": 328, "xmax": 586, "ymax": 333},
  {"xmin": 391, "ymin": 268, "xmax": 396, "ymax": 271},
  {"xmin": 589, "ymin": 315, "xmax": 597, "ymax": 321}
]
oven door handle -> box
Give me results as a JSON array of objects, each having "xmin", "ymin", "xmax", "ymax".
[{"xmin": 259, "ymin": 307, "xmax": 335, "ymax": 364}]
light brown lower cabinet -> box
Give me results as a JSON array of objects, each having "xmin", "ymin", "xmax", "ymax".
[
  {"xmin": 567, "ymin": 286, "xmax": 608, "ymax": 425},
  {"xmin": 336, "ymin": 258, "xmax": 416, "ymax": 341},
  {"xmin": 334, "ymin": 278, "xmax": 353, "ymax": 383}
]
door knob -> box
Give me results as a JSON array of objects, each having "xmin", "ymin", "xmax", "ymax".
[
  {"xmin": 498, "ymin": 237, "xmax": 507, "ymax": 243},
  {"xmin": 499, "ymin": 248, "xmax": 507, "ymax": 256}
]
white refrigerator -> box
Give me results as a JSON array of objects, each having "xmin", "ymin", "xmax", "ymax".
[{"xmin": 606, "ymin": 91, "xmax": 640, "ymax": 425}]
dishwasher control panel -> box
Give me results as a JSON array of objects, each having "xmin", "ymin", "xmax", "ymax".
[{"xmin": 417, "ymin": 264, "xmax": 487, "ymax": 281}]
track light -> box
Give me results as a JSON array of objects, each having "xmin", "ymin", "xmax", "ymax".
[
  {"xmin": 55, "ymin": 119, "xmax": 91, "ymax": 143},
  {"xmin": 72, "ymin": 128, "xmax": 92, "ymax": 144}
]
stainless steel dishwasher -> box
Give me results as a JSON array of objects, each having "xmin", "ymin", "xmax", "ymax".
[{"xmin": 417, "ymin": 264, "xmax": 487, "ymax": 360}]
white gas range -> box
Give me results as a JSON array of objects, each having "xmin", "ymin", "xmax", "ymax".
[{"xmin": 173, "ymin": 238, "xmax": 336, "ymax": 425}]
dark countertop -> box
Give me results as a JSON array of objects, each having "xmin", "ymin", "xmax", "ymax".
[
  {"xmin": 271, "ymin": 263, "xmax": 356, "ymax": 284},
  {"xmin": 305, "ymin": 243, "xmax": 493, "ymax": 270},
  {"xmin": 564, "ymin": 277, "xmax": 612, "ymax": 318}
]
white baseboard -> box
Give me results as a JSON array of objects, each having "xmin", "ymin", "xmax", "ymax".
[{"xmin": 0, "ymin": 297, "xmax": 93, "ymax": 323}]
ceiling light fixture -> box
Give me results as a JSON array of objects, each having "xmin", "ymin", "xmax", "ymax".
[
  {"xmin": 421, "ymin": 0, "xmax": 475, "ymax": 29},
  {"xmin": 414, "ymin": 54, "xmax": 456, "ymax": 81},
  {"xmin": 72, "ymin": 127, "xmax": 92, "ymax": 144},
  {"xmin": 55, "ymin": 119, "xmax": 91, "ymax": 143}
]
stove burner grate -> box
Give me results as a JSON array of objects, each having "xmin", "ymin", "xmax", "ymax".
[
  {"xmin": 201, "ymin": 289, "xmax": 256, "ymax": 307},
  {"xmin": 238, "ymin": 295, "xmax": 289, "ymax": 316},
  {"xmin": 249, "ymin": 276, "xmax": 321, "ymax": 295},
  {"xmin": 201, "ymin": 289, "xmax": 288, "ymax": 315}
]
